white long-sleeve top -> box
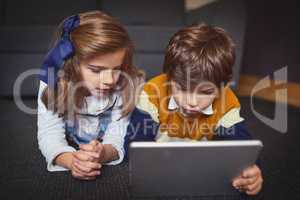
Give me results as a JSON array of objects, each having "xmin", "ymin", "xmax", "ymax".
[{"xmin": 37, "ymin": 81, "xmax": 129, "ymax": 172}]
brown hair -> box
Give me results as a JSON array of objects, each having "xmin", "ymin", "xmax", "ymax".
[
  {"xmin": 42, "ymin": 10, "xmax": 143, "ymax": 117},
  {"xmin": 163, "ymin": 23, "xmax": 235, "ymax": 90}
]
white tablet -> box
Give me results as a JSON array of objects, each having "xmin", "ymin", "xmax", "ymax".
[{"xmin": 129, "ymin": 140, "xmax": 263, "ymax": 197}]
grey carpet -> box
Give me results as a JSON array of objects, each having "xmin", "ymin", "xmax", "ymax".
[{"xmin": 0, "ymin": 97, "xmax": 299, "ymax": 200}]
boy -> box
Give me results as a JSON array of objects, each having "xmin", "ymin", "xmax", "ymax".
[{"xmin": 135, "ymin": 24, "xmax": 263, "ymax": 195}]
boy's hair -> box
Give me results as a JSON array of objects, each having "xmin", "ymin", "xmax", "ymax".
[
  {"xmin": 42, "ymin": 10, "xmax": 143, "ymax": 117},
  {"xmin": 163, "ymin": 23, "xmax": 235, "ymax": 90}
]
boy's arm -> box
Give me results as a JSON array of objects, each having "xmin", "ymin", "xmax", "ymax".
[
  {"xmin": 136, "ymin": 90, "xmax": 160, "ymax": 123},
  {"xmin": 214, "ymin": 108, "xmax": 251, "ymax": 140},
  {"xmin": 214, "ymin": 107, "xmax": 263, "ymax": 195},
  {"xmin": 122, "ymin": 90, "xmax": 160, "ymax": 157}
]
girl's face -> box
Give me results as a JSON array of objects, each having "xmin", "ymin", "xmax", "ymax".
[
  {"xmin": 80, "ymin": 49, "xmax": 126, "ymax": 97},
  {"xmin": 170, "ymin": 80, "xmax": 218, "ymax": 117}
]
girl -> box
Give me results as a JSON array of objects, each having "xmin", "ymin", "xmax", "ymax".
[{"xmin": 37, "ymin": 11, "xmax": 143, "ymax": 180}]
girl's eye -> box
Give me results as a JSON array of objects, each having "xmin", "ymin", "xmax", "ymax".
[
  {"xmin": 89, "ymin": 68, "xmax": 121, "ymax": 75},
  {"xmin": 90, "ymin": 69, "xmax": 102, "ymax": 73},
  {"xmin": 113, "ymin": 69, "xmax": 121, "ymax": 74}
]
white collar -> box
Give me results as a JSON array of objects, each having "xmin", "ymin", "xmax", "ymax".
[
  {"xmin": 168, "ymin": 96, "xmax": 214, "ymax": 115},
  {"xmin": 79, "ymin": 93, "xmax": 121, "ymax": 115}
]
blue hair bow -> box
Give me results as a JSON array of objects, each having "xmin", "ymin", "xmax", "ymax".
[{"xmin": 39, "ymin": 15, "xmax": 80, "ymax": 87}]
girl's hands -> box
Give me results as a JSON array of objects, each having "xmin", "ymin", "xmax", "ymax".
[
  {"xmin": 79, "ymin": 140, "xmax": 106, "ymax": 163},
  {"xmin": 70, "ymin": 140, "xmax": 104, "ymax": 180},
  {"xmin": 70, "ymin": 140, "xmax": 118, "ymax": 180},
  {"xmin": 71, "ymin": 150, "xmax": 102, "ymax": 180},
  {"xmin": 232, "ymin": 165, "xmax": 263, "ymax": 195}
]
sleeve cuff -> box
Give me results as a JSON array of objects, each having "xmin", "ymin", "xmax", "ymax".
[
  {"xmin": 103, "ymin": 143, "xmax": 125, "ymax": 165},
  {"xmin": 46, "ymin": 146, "xmax": 76, "ymax": 172}
]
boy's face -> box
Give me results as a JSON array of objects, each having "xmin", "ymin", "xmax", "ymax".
[{"xmin": 170, "ymin": 80, "xmax": 218, "ymax": 117}]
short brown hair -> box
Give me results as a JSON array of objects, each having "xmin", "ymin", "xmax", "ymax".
[{"xmin": 163, "ymin": 23, "xmax": 235, "ymax": 90}]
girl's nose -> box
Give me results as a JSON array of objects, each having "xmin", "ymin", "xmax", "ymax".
[{"xmin": 101, "ymin": 70, "xmax": 114, "ymax": 85}]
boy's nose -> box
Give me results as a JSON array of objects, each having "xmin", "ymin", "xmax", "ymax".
[{"xmin": 186, "ymin": 95, "xmax": 198, "ymax": 107}]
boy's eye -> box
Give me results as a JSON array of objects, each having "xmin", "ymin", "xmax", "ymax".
[{"xmin": 202, "ymin": 90, "xmax": 214, "ymax": 95}]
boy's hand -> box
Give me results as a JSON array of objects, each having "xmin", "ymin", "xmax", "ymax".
[
  {"xmin": 232, "ymin": 165, "xmax": 263, "ymax": 195},
  {"xmin": 79, "ymin": 140, "xmax": 106, "ymax": 163},
  {"xmin": 71, "ymin": 150, "xmax": 102, "ymax": 180}
]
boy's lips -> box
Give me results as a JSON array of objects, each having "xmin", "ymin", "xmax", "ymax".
[
  {"xmin": 184, "ymin": 110, "xmax": 198, "ymax": 115},
  {"xmin": 181, "ymin": 108, "xmax": 200, "ymax": 116},
  {"xmin": 182, "ymin": 107, "xmax": 200, "ymax": 113}
]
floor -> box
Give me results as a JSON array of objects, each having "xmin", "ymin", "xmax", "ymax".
[{"xmin": 0, "ymin": 97, "xmax": 299, "ymax": 200}]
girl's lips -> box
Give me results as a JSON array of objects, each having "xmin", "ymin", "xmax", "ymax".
[
  {"xmin": 90, "ymin": 88, "xmax": 111, "ymax": 96},
  {"xmin": 95, "ymin": 90, "xmax": 110, "ymax": 95},
  {"xmin": 95, "ymin": 87, "xmax": 111, "ymax": 92}
]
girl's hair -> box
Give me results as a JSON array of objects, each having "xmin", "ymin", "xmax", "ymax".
[{"xmin": 41, "ymin": 10, "xmax": 143, "ymax": 118}]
